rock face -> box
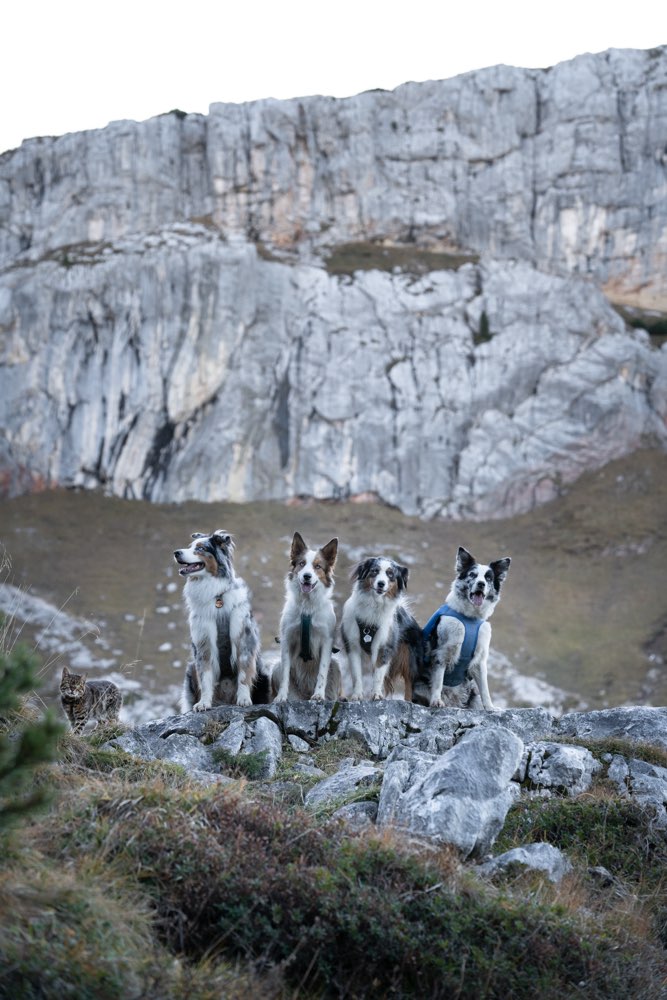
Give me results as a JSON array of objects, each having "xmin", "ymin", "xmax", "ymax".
[{"xmin": 1, "ymin": 47, "xmax": 666, "ymax": 516}]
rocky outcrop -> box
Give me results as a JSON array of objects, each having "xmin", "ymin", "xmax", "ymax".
[
  {"xmin": 1, "ymin": 235, "xmax": 664, "ymax": 516},
  {"xmin": 1, "ymin": 47, "xmax": 666, "ymax": 516},
  {"xmin": 105, "ymin": 702, "xmax": 667, "ymax": 858},
  {"xmin": 2, "ymin": 47, "xmax": 666, "ymax": 306}
]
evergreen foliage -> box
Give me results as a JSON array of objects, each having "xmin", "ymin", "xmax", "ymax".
[{"xmin": 0, "ymin": 639, "xmax": 64, "ymax": 835}]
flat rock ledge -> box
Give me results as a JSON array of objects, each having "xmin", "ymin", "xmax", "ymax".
[{"xmin": 105, "ymin": 703, "xmax": 667, "ymax": 863}]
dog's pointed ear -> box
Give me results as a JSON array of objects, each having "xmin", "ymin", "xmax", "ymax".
[
  {"xmin": 290, "ymin": 532, "xmax": 307, "ymax": 563},
  {"xmin": 456, "ymin": 547, "xmax": 475, "ymax": 575},
  {"xmin": 321, "ymin": 537, "xmax": 338, "ymax": 567},
  {"xmin": 490, "ymin": 557, "xmax": 511, "ymax": 588},
  {"xmin": 212, "ymin": 530, "xmax": 232, "ymax": 547},
  {"xmin": 396, "ymin": 564, "xmax": 409, "ymax": 591}
]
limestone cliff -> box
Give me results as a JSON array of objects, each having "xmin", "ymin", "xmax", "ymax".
[{"xmin": 1, "ymin": 46, "xmax": 666, "ymax": 516}]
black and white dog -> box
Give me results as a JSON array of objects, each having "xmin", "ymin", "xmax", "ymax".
[
  {"xmin": 272, "ymin": 531, "xmax": 340, "ymax": 702},
  {"xmin": 414, "ymin": 546, "xmax": 511, "ymax": 710},
  {"xmin": 173, "ymin": 530, "xmax": 270, "ymax": 711},
  {"xmin": 341, "ymin": 557, "xmax": 423, "ymax": 701}
]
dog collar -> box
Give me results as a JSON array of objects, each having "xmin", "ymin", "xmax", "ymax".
[{"xmin": 357, "ymin": 620, "xmax": 377, "ymax": 650}]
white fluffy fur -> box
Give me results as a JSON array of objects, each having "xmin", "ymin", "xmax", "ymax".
[
  {"xmin": 174, "ymin": 532, "xmax": 260, "ymax": 711},
  {"xmin": 341, "ymin": 558, "xmax": 409, "ymax": 701},
  {"xmin": 272, "ymin": 533, "xmax": 340, "ymax": 703}
]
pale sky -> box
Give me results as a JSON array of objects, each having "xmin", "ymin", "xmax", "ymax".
[{"xmin": 1, "ymin": 0, "xmax": 665, "ymax": 155}]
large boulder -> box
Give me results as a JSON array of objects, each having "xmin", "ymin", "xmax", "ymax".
[{"xmin": 377, "ymin": 726, "xmax": 524, "ymax": 858}]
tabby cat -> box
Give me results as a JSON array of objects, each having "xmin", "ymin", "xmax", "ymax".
[{"xmin": 59, "ymin": 666, "xmax": 122, "ymax": 733}]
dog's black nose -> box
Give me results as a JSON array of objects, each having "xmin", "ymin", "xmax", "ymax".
[
  {"xmin": 302, "ymin": 572, "xmax": 312, "ymax": 582},
  {"xmin": 376, "ymin": 581, "xmax": 385, "ymax": 590}
]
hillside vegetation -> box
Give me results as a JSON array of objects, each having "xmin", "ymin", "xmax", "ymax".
[{"xmin": 1, "ymin": 670, "xmax": 666, "ymax": 997}]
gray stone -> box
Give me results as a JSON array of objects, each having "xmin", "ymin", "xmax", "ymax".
[
  {"xmin": 151, "ymin": 733, "xmax": 213, "ymax": 771},
  {"xmin": 332, "ymin": 801, "xmax": 379, "ymax": 831},
  {"xmin": 376, "ymin": 751, "xmax": 431, "ymax": 828},
  {"xmin": 304, "ymin": 762, "xmax": 381, "ymax": 810},
  {"xmin": 265, "ymin": 701, "xmax": 336, "ymax": 741},
  {"xmin": 291, "ymin": 761, "xmax": 326, "ymax": 779},
  {"xmin": 477, "ymin": 843, "xmax": 572, "ymax": 883},
  {"xmin": 556, "ymin": 707, "xmax": 667, "ymax": 751},
  {"xmin": 607, "ymin": 754, "xmax": 667, "ymax": 829},
  {"xmin": 288, "ymin": 734, "xmax": 312, "ymax": 753},
  {"xmin": 106, "ymin": 729, "xmax": 158, "ymax": 760},
  {"xmin": 242, "ymin": 715, "xmax": 283, "ymax": 779},
  {"xmin": 212, "ymin": 718, "xmax": 247, "ymax": 756},
  {"xmin": 333, "ymin": 701, "xmax": 439, "ymax": 758},
  {"xmin": 521, "ymin": 742, "xmax": 601, "ymax": 796},
  {"xmin": 189, "ymin": 769, "xmax": 236, "ymax": 788},
  {"xmin": 377, "ymin": 726, "xmax": 524, "ymax": 858}
]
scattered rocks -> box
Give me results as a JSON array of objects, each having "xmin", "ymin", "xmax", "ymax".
[{"xmin": 104, "ymin": 702, "xmax": 667, "ymax": 855}]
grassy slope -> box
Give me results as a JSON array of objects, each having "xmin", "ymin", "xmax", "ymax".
[
  {"xmin": 1, "ymin": 448, "xmax": 666, "ymax": 712},
  {"xmin": 2, "ymin": 725, "xmax": 667, "ymax": 1000}
]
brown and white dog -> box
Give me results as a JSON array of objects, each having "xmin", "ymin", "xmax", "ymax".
[
  {"xmin": 272, "ymin": 532, "xmax": 340, "ymax": 702},
  {"xmin": 173, "ymin": 530, "xmax": 270, "ymax": 711},
  {"xmin": 340, "ymin": 557, "xmax": 423, "ymax": 701}
]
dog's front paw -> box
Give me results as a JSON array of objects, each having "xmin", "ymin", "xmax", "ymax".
[
  {"xmin": 371, "ymin": 693, "xmax": 384, "ymax": 701},
  {"xmin": 310, "ymin": 690, "xmax": 326, "ymax": 702},
  {"xmin": 429, "ymin": 697, "xmax": 445, "ymax": 709},
  {"xmin": 273, "ymin": 692, "xmax": 288, "ymax": 704},
  {"xmin": 348, "ymin": 690, "xmax": 363, "ymax": 702},
  {"xmin": 193, "ymin": 700, "xmax": 211, "ymax": 712},
  {"xmin": 236, "ymin": 693, "xmax": 253, "ymax": 707}
]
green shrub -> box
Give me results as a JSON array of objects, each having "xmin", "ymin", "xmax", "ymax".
[
  {"xmin": 0, "ymin": 643, "xmax": 64, "ymax": 836},
  {"xmin": 496, "ymin": 796, "xmax": 667, "ymax": 886},
  {"xmin": 39, "ymin": 786, "xmax": 664, "ymax": 999},
  {"xmin": 211, "ymin": 747, "xmax": 269, "ymax": 780}
]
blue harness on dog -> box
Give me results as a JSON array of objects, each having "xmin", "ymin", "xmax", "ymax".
[{"xmin": 422, "ymin": 603, "xmax": 483, "ymax": 686}]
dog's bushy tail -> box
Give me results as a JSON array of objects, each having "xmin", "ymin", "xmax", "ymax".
[{"xmin": 251, "ymin": 657, "xmax": 272, "ymax": 704}]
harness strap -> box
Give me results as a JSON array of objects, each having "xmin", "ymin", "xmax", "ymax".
[
  {"xmin": 422, "ymin": 603, "xmax": 483, "ymax": 686},
  {"xmin": 299, "ymin": 614, "xmax": 313, "ymax": 661}
]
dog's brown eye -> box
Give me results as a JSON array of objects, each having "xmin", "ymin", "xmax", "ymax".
[
  {"xmin": 386, "ymin": 571, "xmax": 394, "ymax": 580},
  {"xmin": 299, "ymin": 560, "xmax": 306, "ymax": 568},
  {"xmin": 314, "ymin": 563, "xmax": 322, "ymax": 570}
]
